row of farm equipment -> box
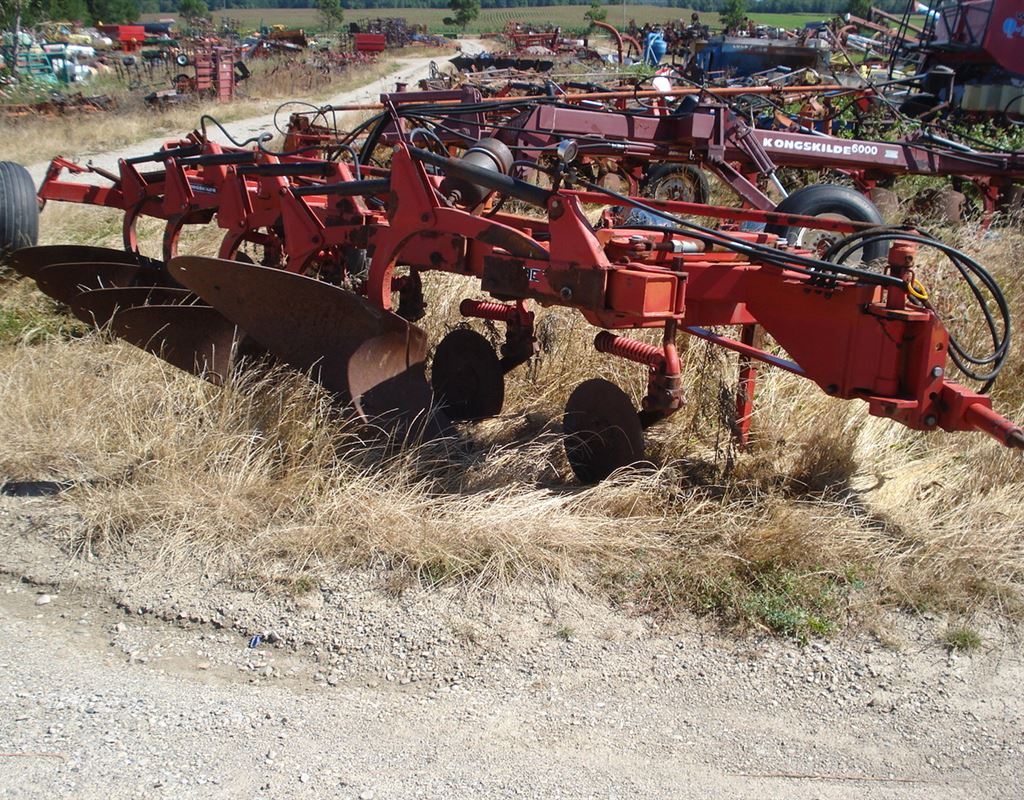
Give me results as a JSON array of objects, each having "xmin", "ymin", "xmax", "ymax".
[
  {"xmin": 1, "ymin": 65, "xmax": 1022, "ymax": 480},
  {"xmin": 2, "ymin": 15, "xmax": 449, "ymax": 113}
]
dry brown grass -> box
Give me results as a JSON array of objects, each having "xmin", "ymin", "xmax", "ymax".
[
  {"xmin": 1, "ymin": 56, "xmax": 404, "ymax": 166},
  {"xmin": 1, "ymin": 203, "xmax": 1023, "ymax": 639}
]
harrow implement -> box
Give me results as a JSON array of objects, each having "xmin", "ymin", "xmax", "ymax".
[{"xmin": 5, "ymin": 104, "xmax": 1023, "ymax": 481}]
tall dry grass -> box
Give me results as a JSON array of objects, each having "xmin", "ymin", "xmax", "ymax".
[{"xmin": 1, "ymin": 204, "xmax": 1023, "ymax": 638}]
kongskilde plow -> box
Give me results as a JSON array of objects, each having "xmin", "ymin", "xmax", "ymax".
[{"xmin": 2, "ymin": 96, "xmax": 1022, "ymax": 481}]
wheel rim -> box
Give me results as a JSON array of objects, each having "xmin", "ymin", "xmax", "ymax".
[
  {"xmin": 791, "ymin": 212, "xmax": 851, "ymax": 257},
  {"xmin": 652, "ymin": 172, "xmax": 699, "ymax": 203}
]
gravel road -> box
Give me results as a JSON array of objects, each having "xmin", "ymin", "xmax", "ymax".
[
  {"xmin": 0, "ymin": 494, "xmax": 1021, "ymax": 799},
  {"xmin": 22, "ymin": 45, "xmax": 484, "ymax": 187}
]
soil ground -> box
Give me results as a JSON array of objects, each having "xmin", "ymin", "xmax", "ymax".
[{"xmin": 1, "ymin": 490, "xmax": 1022, "ymax": 799}]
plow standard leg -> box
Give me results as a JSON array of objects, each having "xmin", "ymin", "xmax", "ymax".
[{"xmin": 734, "ymin": 324, "xmax": 759, "ymax": 448}]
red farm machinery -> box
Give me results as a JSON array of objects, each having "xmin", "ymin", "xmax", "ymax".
[{"xmin": 1, "ymin": 85, "xmax": 1022, "ymax": 481}]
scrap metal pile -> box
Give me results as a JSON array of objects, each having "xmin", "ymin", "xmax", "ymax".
[
  {"xmin": 610, "ymin": 2, "xmax": 1024, "ymax": 126},
  {"xmin": 451, "ymin": 22, "xmax": 599, "ymax": 75},
  {"xmin": 1, "ymin": 78, "xmax": 1022, "ymax": 482}
]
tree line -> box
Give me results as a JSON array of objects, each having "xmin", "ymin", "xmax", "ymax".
[{"xmin": 2, "ymin": 1, "xmax": 915, "ymax": 27}]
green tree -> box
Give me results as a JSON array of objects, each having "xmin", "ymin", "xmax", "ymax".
[
  {"xmin": 315, "ymin": 0, "xmax": 344, "ymax": 32},
  {"xmin": 177, "ymin": 0, "xmax": 208, "ymax": 21},
  {"xmin": 720, "ymin": 0, "xmax": 747, "ymax": 31},
  {"xmin": 1, "ymin": 1, "xmax": 45, "ymax": 69},
  {"xmin": 49, "ymin": 0, "xmax": 91, "ymax": 22},
  {"xmin": 89, "ymin": 0, "xmax": 139, "ymax": 23},
  {"xmin": 443, "ymin": 0, "xmax": 480, "ymax": 32},
  {"xmin": 846, "ymin": 0, "xmax": 872, "ymax": 18},
  {"xmin": 584, "ymin": 0, "xmax": 606, "ymax": 26}
]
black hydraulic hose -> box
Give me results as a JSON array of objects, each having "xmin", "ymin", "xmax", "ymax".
[
  {"xmin": 824, "ymin": 228, "xmax": 1011, "ymax": 387},
  {"xmin": 358, "ymin": 112, "xmax": 392, "ymax": 166},
  {"xmin": 236, "ymin": 162, "xmax": 336, "ymax": 178},
  {"xmin": 176, "ymin": 151, "xmax": 259, "ymax": 167},
  {"xmin": 125, "ymin": 143, "xmax": 203, "ymax": 165},
  {"xmin": 291, "ymin": 178, "xmax": 391, "ymax": 198},
  {"xmin": 576, "ymin": 178, "xmax": 903, "ymax": 288}
]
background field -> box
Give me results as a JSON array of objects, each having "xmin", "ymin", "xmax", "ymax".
[{"xmin": 141, "ymin": 6, "xmax": 830, "ymax": 36}]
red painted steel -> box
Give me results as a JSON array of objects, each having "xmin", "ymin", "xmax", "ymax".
[{"xmin": 28, "ymin": 109, "xmax": 1024, "ymax": 452}]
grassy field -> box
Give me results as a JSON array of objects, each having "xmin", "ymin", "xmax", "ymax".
[
  {"xmin": 2, "ymin": 188, "xmax": 1023, "ymax": 643},
  {"xmin": 141, "ymin": 6, "xmax": 832, "ymax": 36}
]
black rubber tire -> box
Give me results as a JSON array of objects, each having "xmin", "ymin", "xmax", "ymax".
[
  {"xmin": 642, "ymin": 164, "xmax": 710, "ymax": 204},
  {"xmin": 765, "ymin": 183, "xmax": 887, "ymax": 262},
  {"xmin": 0, "ymin": 161, "xmax": 39, "ymax": 260},
  {"xmin": 899, "ymin": 93, "xmax": 941, "ymax": 119}
]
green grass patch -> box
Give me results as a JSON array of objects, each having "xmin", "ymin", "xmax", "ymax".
[
  {"xmin": 942, "ymin": 625, "xmax": 982, "ymax": 652},
  {"xmin": 612, "ymin": 558, "xmax": 855, "ymax": 643},
  {"xmin": 0, "ymin": 280, "xmax": 82, "ymax": 346}
]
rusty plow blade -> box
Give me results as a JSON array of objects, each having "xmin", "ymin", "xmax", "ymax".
[
  {"xmin": 33, "ymin": 261, "xmax": 175, "ymax": 312},
  {"xmin": 168, "ymin": 256, "xmax": 445, "ymax": 433},
  {"xmin": 6, "ymin": 245, "xmax": 160, "ymax": 280},
  {"xmin": 110, "ymin": 304, "xmax": 265, "ymax": 384},
  {"xmin": 70, "ymin": 286, "xmax": 199, "ymax": 328}
]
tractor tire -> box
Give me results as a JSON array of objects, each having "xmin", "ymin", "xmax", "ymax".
[
  {"xmin": 766, "ymin": 183, "xmax": 887, "ymax": 262},
  {"xmin": 642, "ymin": 164, "xmax": 710, "ymax": 204},
  {"xmin": 0, "ymin": 161, "xmax": 39, "ymax": 260}
]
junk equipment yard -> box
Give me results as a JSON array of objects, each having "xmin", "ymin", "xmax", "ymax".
[{"xmin": 1, "ymin": 6, "xmax": 1024, "ymax": 797}]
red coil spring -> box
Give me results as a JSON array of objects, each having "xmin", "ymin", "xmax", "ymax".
[
  {"xmin": 460, "ymin": 299, "xmax": 519, "ymax": 322},
  {"xmin": 594, "ymin": 331, "xmax": 664, "ymax": 368}
]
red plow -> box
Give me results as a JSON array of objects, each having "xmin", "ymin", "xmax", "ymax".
[{"xmin": 3, "ymin": 97, "xmax": 1022, "ymax": 481}]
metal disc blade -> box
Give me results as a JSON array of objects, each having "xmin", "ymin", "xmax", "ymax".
[
  {"xmin": 111, "ymin": 304, "xmax": 260, "ymax": 384},
  {"xmin": 7, "ymin": 245, "xmax": 153, "ymax": 279},
  {"xmin": 563, "ymin": 378, "xmax": 645, "ymax": 483},
  {"xmin": 169, "ymin": 256, "xmax": 435, "ymax": 423},
  {"xmin": 430, "ymin": 328, "xmax": 504, "ymax": 421},
  {"xmin": 34, "ymin": 262, "xmax": 168, "ymax": 306},
  {"xmin": 70, "ymin": 286, "xmax": 199, "ymax": 327}
]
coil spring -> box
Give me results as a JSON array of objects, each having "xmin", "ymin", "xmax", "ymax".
[
  {"xmin": 594, "ymin": 331, "xmax": 664, "ymax": 368},
  {"xmin": 460, "ymin": 299, "xmax": 519, "ymax": 322}
]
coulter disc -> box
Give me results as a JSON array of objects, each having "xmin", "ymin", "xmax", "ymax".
[
  {"xmin": 430, "ymin": 328, "xmax": 504, "ymax": 421},
  {"xmin": 563, "ymin": 378, "xmax": 645, "ymax": 483}
]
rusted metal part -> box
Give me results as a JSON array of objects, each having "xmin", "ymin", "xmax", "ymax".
[
  {"xmin": 6, "ymin": 245, "xmax": 148, "ymax": 280},
  {"xmin": 70, "ymin": 286, "xmax": 199, "ymax": 328},
  {"xmin": 110, "ymin": 304, "xmax": 261, "ymax": 383},
  {"xmin": 430, "ymin": 328, "xmax": 504, "ymax": 421},
  {"xmin": 168, "ymin": 256, "xmax": 438, "ymax": 429},
  {"xmin": 33, "ymin": 262, "xmax": 169, "ymax": 307}
]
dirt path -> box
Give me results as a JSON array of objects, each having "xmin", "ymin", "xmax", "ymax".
[
  {"xmin": 22, "ymin": 44, "xmax": 482, "ymax": 188},
  {"xmin": 0, "ymin": 494, "xmax": 1021, "ymax": 799}
]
